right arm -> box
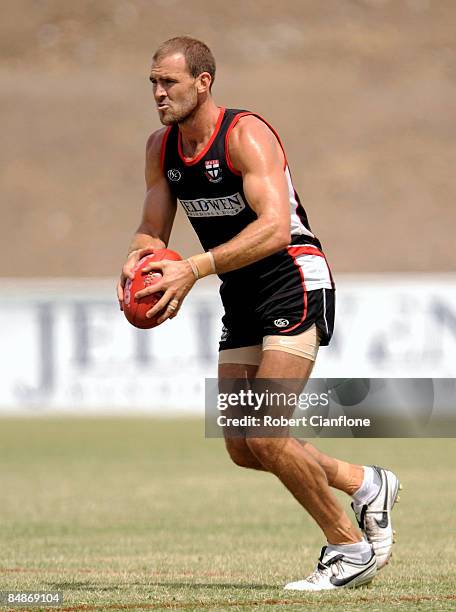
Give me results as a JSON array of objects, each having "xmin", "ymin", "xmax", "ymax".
[{"xmin": 117, "ymin": 128, "xmax": 177, "ymax": 309}]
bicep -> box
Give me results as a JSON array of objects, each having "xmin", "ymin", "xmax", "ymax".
[
  {"xmin": 242, "ymin": 163, "xmax": 289, "ymax": 222},
  {"xmin": 230, "ymin": 119, "xmax": 290, "ymax": 221}
]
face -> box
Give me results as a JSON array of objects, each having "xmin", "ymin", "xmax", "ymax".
[{"xmin": 150, "ymin": 53, "xmax": 200, "ymax": 126}]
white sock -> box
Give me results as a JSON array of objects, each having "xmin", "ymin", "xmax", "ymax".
[
  {"xmin": 352, "ymin": 466, "xmax": 381, "ymax": 507},
  {"xmin": 326, "ymin": 540, "xmax": 372, "ymax": 564}
]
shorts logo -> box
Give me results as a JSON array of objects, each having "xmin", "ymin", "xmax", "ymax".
[
  {"xmin": 167, "ymin": 169, "xmax": 182, "ymax": 182},
  {"xmin": 274, "ymin": 318, "xmax": 289, "ymax": 328},
  {"xmin": 205, "ymin": 159, "xmax": 222, "ymax": 183},
  {"xmin": 220, "ymin": 326, "xmax": 229, "ymax": 342}
]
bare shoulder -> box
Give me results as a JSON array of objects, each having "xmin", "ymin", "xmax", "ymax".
[
  {"xmin": 228, "ymin": 115, "xmax": 283, "ymax": 172},
  {"xmin": 229, "ymin": 115, "xmax": 277, "ymax": 148}
]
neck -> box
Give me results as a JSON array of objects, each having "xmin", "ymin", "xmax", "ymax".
[{"xmin": 178, "ymin": 97, "xmax": 220, "ymax": 154}]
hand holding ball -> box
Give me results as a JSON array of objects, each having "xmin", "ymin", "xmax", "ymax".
[{"xmin": 123, "ymin": 248, "xmax": 182, "ymax": 329}]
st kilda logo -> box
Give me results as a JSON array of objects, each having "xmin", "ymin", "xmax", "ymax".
[{"xmin": 205, "ymin": 159, "xmax": 222, "ymax": 183}]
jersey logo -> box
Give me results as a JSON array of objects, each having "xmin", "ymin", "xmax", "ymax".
[
  {"xmin": 274, "ymin": 318, "xmax": 289, "ymax": 328},
  {"xmin": 167, "ymin": 169, "xmax": 182, "ymax": 182},
  {"xmin": 205, "ymin": 159, "xmax": 222, "ymax": 183}
]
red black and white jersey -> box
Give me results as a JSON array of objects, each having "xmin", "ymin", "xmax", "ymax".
[
  {"xmin": 161, "ymin": 107, "xmax": 318, "ymax": 253},
  {"xmin": 161, "ymin": 107, "xmax": 335, "ymax": 344}
]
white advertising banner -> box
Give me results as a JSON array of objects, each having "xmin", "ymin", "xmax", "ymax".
[{"xmin": 0, "ymin": 276, "xmax": 455, "ymax": 414}]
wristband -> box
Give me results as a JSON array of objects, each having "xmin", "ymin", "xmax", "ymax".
[{"xmin": 188, "ymin": 251, "xmax": 216, "ymax": 279}]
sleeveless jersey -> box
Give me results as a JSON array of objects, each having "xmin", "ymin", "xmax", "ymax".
[
  {"xmin": 161, "ymin": 107, "xmax": 335, "ymax": 345},
  {"xmin": 161, "ymin": 107, "xmax": 322, "ymax": 279},
  {"xmin": 162, "ymin": 108, "xmax": 319, "ymax": 243}
]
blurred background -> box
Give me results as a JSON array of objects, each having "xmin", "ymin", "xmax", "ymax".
[
  {"xmin": 1, "ymin": 7, "xmax": 455, "ymax": 605},
  {"xmin": 0, "ymin": 5, "xmax": 456, "ymax": 610},
  {"xmin": 1, "ymin": 0, "xmax": 455, "ymax": 412}
]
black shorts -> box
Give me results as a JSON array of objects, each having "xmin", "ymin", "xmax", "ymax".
[{"xmin": 218, "ymin": 243, "xmax": 335, "ymax": 351}]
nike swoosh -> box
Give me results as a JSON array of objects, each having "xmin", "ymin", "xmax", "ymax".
[
  {"xmin": 374, "ymin": 469, "xmax": 389, "ymax": 529},
  {"xmin": 329, "ymin": 561, "xmax": 375, "ymax": 587}
]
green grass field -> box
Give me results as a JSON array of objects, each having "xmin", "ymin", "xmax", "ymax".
[{"xmin": 0, "ymin": 418, "xmax": 455, "ymax": 611}]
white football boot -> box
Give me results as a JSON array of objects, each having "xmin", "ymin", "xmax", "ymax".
[
  {"xmin": 351, "ymin": 466, "xmax": 401, "ymax": 569},
  {"xmin": 284, "ymin": 546, "xmax": 377, "ymax": 591}
]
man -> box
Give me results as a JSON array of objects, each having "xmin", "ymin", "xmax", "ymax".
[{"xmin": 117, "ymin": 36, "xmax": 400, "ymax": 591}]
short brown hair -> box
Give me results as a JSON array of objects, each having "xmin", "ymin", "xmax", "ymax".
[{"xmin": 153, "ymin": 36, "xmax": 216, "ymax": 89}]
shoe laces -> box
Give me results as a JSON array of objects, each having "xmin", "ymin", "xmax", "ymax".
[
  {"xmin": 306, "ymin": 565, "xmax": 329, "ymax": 584},
  {"xmin": 329, "ymin": 558, "xmax": 345, "ymax": 578},
  {"xmin": 306, "ymin": 551, "xmax": 345, "ymax": 584}
]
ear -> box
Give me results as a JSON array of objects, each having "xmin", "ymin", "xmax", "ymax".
[{"xmin": 196, "ymin": 72, "xmax": 212, "ymax": 94}]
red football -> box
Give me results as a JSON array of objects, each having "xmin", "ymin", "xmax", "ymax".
[{"xmin": 123, "ymin": 248, "xmax": 182, "ymax": 329}]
